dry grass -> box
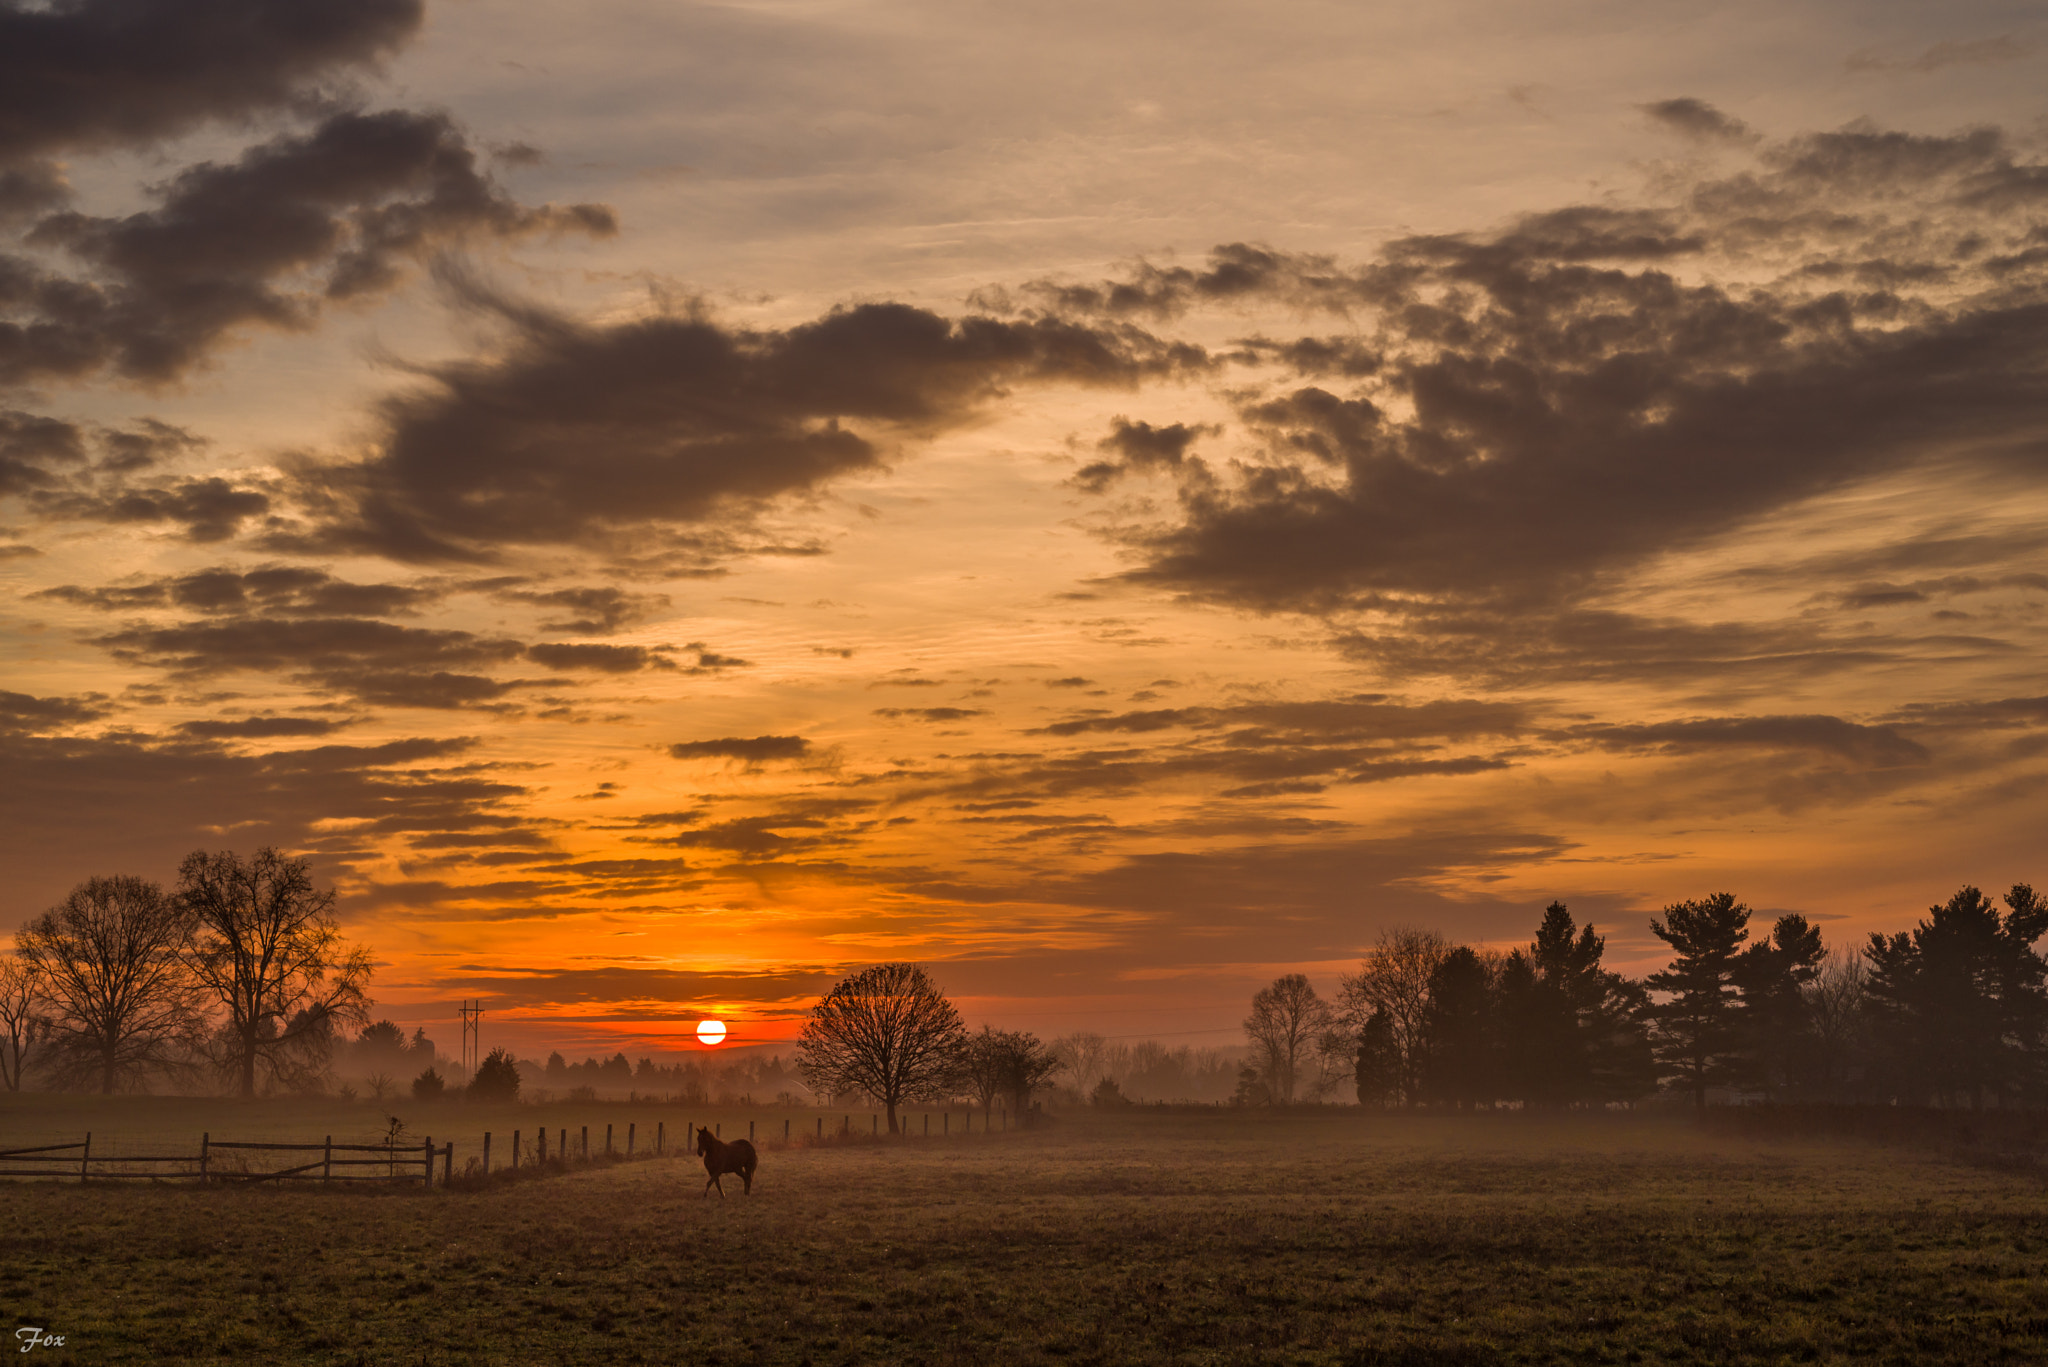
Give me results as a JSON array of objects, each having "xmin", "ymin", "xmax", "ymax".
[{"xmin": 4, "ymin": 1104, "xmax": 2048, "ymax": 1364}]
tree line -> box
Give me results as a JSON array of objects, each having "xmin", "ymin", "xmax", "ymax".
[
  {"xmin": 1235, "ymin": 884, "xmax": 2047, "ymax": 1111},
  {"xmin": 1, "ymin": 849, "xmax": 369, "ymax": 1096}
]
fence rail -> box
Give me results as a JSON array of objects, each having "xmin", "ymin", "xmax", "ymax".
[{"xmin": 0, "ymin": 1131, "xmax": 447, "ymax": 1186}]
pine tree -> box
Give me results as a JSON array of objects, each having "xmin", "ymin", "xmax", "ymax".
[
  {"xmin": 1418, "ymin": 947, "xmax": 1495, "ymax": 1109},
  {"xmin": 1645, "ymin": 893, "xmax": 1752, "ymax": 1107}
]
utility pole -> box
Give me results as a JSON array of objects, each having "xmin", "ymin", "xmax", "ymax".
[{"xmin": 460, "ymin": 1000, "xmax": 483, "ymax": 1079}]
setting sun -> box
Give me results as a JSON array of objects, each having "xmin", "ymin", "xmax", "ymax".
[{"xmin": 695, "ymin": 1019, "xmax": 727, "ymax": 1047}]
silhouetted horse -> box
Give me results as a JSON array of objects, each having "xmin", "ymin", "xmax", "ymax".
[{"xmin": 695, "ymin": 1126, "xmax": 757, "ymax": 1197}]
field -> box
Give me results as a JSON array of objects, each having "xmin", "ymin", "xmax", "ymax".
[{"xmin": 5, "ymin": 1099, "xmax": 2048, "ymax": 1365}]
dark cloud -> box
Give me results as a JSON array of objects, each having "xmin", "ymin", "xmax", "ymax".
[
  {"xmin": 37, "ymin": 563, "xmax": 438, "ymax": 617},
  {"xmin": 31, "ymin": 475, "xmax": 270, "ymax": 541},
  {"xmin": 873, "ymin": 707, "xmax": 985, "ymax": 722},
  {"xmin": 1847, "ymin": 36, "xmax": 2038, "ymax": 75},
  {"xmin": 1037, "ymin": 124, "xmax": 2048, "ymax": 639},
  {"xmin": 5, "ymin": 109, "xmax": 614, "ymax": 384},
  {"xmin": 668, "ymin": 735, "xmax": 813, "ymax": 762},
  {"xmin": 175, "ymin": 716, "xmax": 348, "ymax": 739},
  {"xmin": 489, "ymin": 585, "xmax": 671, "ymax": 634},
  {"xmin": 1640, "ymin": 98, "xmax": 1757, "ymax": 144},
  {"xmin": 0, "ymin": 409, "xmax": 85, "ymax": 494},
  {"xmin": 280, "ymin": 285, "xmax": 1206, "ymax": 562},
  {"xmin": 0, "ymin": 689, "xmax": 110, "ymax": 733},
  {"xmin": 1070, "ymin": 417, "xmax": 1218, "ymax": 493},
  {"xmin": 524, "ymin": 642, "xmax": 674, "ymax": 673},
  {"xmin": 1570, "ymin": 714, "xmax": 1931, "ymax": 767},
  {"xmin": 0, "ymin": 0, "xmax": 422, "ymax": 205}
]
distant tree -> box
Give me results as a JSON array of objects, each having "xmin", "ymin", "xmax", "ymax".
[
  {"xmin": 1091, "ymin": 1076, "xmax": 1130, "ymax": 1108},
  {"xmin": 1353, "ymin": 1009, "xmax": 1400, "ymax": 1107},
  {"xmin": 1232, "ymin": 1065, "xmax": 1272, "ymax": 1107},
  {"xmin": 1054, "ymin": 1031, "xmax": 1112, "ymax": 1097},
  {"xmin": 1243, "ymin": 973, "xmax": 1331, "ymax": 1104},
  {"xmin": 1734, "ymin": 913, "xmax": 1826, "ymax": 1097},
  {"xmin": 1521, "ymin": 903, "xmax": 1657, "ymax": 1107},
  {"xmin": 961, "ymin": 1025, "xmax": 1016, "ymax": 1115},
  {"xmin": 797, "ymin": 963, "xmax": 967, "ymax": 1134},
  {"xmin": 1863, "ymin": 884, "xmax": 2048, "ymax": 1107},
  {"xmin": 1645, "ymin": 893, "xmax": 1753, "ymax": 1107},
  {"xmin": 1802, "ymin": 948, "xmax": 1870, "ymax": 1099},
  {"xmin": 412, "ymin": 1067, "xmax": 445, "ymax": 1101},
  {"xmin": 16, "ymin": 875, "xmax": 201, "ymax": 1093},
  {"xmin": 1418, "ymin": 947, "xmax": 1496, "ymax": 1109},
  {"xmin": 600, "ymin": 1052, "xmax": 633, "ymax": 1088},
  {"xmin": 0, "ymin": 955, "xmax": 49, "ymax": 1092},
  {"xmin": 1340, "ymin": 928, "xmax": 1451, "ymax": 1107},
  {"xmin": 469, "ymin": 1047, "xmax": 521, "ymax": 1103},
  {"xmin": 545, "ymin": 1051, "xmax": 568, "ymax": 1082},
  {"xmin": 175, "ymin": 848, "xmax": 372, "ymax": 1098}
]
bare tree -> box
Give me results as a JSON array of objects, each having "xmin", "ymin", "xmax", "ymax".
[
  {"xmin": 1053, "ymin": 1030, "xmax": 1112, "ymax": 1096},
  {"xmin": 797, "ymin": 963, "xmax": 966, "ymax": 1134},
  {"xmin": 176, "ymin": 848, "xmax": 373, "ymax": 1098},
  {"xmin": 1803, "ymin": 946, "xmax": 1869, "ymax": 1098},
  {"xmin": 1339, "ymin": 927, "xmax": 1451, "ymax": 1106},
  {"xmin": 16, "ymin": 876, "xmax": 200, "ymax": 1093},
  {"xmin": 1243, "ymin": 973, "xmax": 1333, "ymax": 1104},
  {"xmin": 0, "ymin": 954, "xmax": 49, "ymax": 1091}
]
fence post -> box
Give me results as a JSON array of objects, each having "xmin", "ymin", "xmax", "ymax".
[
  {"xmin": 872, "ymin": 1114, "xmax": 877, "ymax": 1135},
  {"xmin": 605, "ymin": 1123, "xmax": 612, "ymax": 1157},
  {"xmin": 443, "ymin": 1143, "xmax": 452, "ymax": 1186},
  {"xmin": 749, "ymin": 1120, "xmax": 755, "ymax": 1142},
  {"xmin": 539, "ymin": 1128, "xmax": 547, "ymax": 1163},
  {"xmin": 80, "ymin": 1131, "xmax": 90, "ymax": 1185},
  {"xmin": 657, "ymin": 1121, "xmax": 664, "ymax": 1155},
  {"xmin": 784, "ymin": 1118, "xmax": 790, "ymax": 1142},
  {"xmin": 944, "ymin": 1112, "xmax": 949, "ymax": 1136},
  {"xmin": 817, "ymin": 1117, "xmax": 823, "ymax": 1139},
  {"xmin": 560, "ymin": 1128, "xmax": 566, "ymax": 1162},
  {"xmin": 423, "ymin": 1136, "xmax": 432, "ymax": 1188},
  {"xmin": 581, "ymin": 1126, "xmax": 588, "ymax": 1160},
  {"xmin": 324, "ymin": 1135, "xmax": 333, "ymax": 1184},
  {"xmin": 483, "ymin": 1132, "xmax": 491, "ymax": 1176},
  {"xmin": 200, "ymin": 1132, "xmax": 209, "ymax": 1186},
  {"xmin": 513, "ymin": 1130, "xmax": 520, "ymax": 1171},
  {"xmin": 629, "ymin": 1122, "xmax": 636, "ymax": 1157}
]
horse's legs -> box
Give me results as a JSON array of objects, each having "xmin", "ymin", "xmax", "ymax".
[
  {"xmin": 742, "ymin": 1166, "xmax": 753, "ymax": 1195},
  {"xmin": 713, "ymin": 1172, "xmax": 726, "ymax": 1198}
]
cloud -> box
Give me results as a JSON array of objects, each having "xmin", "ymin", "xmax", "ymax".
[
  {"xmin": 31, "ymin": 475, "xmax": 270, "ymax": 541},
  {"xmin": 1070, "ymin": 417, "xmax": 1218, "ymax": 492},
  {"xmin": 0, "ymin": 689, "xmax": 110, "ymax": 733},
  {"xmin": 5, "ymin": 109, "xmax": 615, "ymax": 385},
  {"xmin": 667, "ymin": 735, "xmax": 813, "ymax": 762},
  {"xmin": 279, "ymin": 283, "xmax": 1206, "ymax": 562},
  {"xmin": 873, "ymin": 707, "xmax": 985, "ymax": 722},
  {"xmin": 0, "ymin": 0, "xmax": 422, "ymax": 208},
  {"xmin": 1570, "ymin": 714, "xmax": 1931, "ymax": 767},
  {"xmin": 175, "ymin": 716, "xmax": 350, "ymax": 740},
  {"xmin": 1639, "ymin": 98, "xmax": 1757, "ymax": 145},
  {"xmin": 1847, "ymin": 35, "xmax": 2038, "ymax": 75},
  {"xmin": 524, "ymin": 642, "xmax": 674, "ymax": 673},
  {"xmin": 489, "ymin": 584, "xmax": 671, "ymax": 634},
  {"xmin": 1038, "ymin": 124, "xmax": 2048, "ymax": 640},
  {"xmin": 38, "ymin": 563, "xmax": 440, "ymax": 617}
]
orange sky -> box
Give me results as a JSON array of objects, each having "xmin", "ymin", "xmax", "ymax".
[{"xmin": 3, "ymin": 0, "xmax": 2046, "ymax": 1061}]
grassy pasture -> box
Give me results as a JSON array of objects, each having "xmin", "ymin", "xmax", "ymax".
[{"xmin": 4, "ymin": 1101, "xmax": 2048, "ymax": 1365}]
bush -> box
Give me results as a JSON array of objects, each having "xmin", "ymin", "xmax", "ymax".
[
  {"xmin": 1091, "ymin": 1077, "xmax": 1130, "ymax": 1108},
  {"xmin": 469, "ymin": 1048, "xmax": 521, "ymax": 1103},
  {"xmin": 412, "ymin": 1067, "xmax": 445, "ymax": 1101}
]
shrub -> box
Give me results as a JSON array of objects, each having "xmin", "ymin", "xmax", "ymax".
[
  {"xmin": 469, "ymin": 1048, "xmax": 521, "ymax": 1103},
  {"xmin": 412, "ymin": 1067, "xmax": 445, "ymax": 1101}
]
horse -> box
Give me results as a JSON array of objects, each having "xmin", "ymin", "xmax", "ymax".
[{"xmin": 695, "ymin": 1126, "xmax": 758, "ymax": 1197}]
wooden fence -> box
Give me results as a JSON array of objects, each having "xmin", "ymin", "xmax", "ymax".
[
  {"xmin": 1, "ymin": 1109, "xmax": 1016, "ymax": 1187},
  {"xmin": 0, "ymin": 1132, "xmax": 446, "ymax": 1186}
]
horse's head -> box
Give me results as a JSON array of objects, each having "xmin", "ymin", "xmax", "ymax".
[{"xmin": 696, "ymin": 1126, "xmax": 715, "ymax": 1146}]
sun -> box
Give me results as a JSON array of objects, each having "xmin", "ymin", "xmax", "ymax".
[{"xmin": 696, "ymin": 1018, "xmax": 727, "ymax": 1046}]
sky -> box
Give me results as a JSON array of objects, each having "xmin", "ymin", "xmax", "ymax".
[{"xmin": 3, "ymin": 0, "xmax": 2046, "ymax": 1062}]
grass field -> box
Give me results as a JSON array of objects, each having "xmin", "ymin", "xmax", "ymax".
[{"xmin": 5, "ymin": 1100, "xmax": 2048, "ymax": 1365}]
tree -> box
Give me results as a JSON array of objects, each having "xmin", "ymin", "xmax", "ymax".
[
  {"xmin": 1243, "ymin": 973, "xmax": 1332, "ymax": 1104},
  {"xmin": 959, "ymin": 1025, "xmax": 1060, "ymax": 1117},
  {"xmin": 176, "ymin": 848, "xmax": 372, "ymax": 1098},
  {"xmin": 1733, "ymin": 913, "xmax": 1826, "ymax": 1098},
  {"xmin": 1053, "ymin": 1031, "xmax": 1112, "ymax": 1097},
  {"xmin": 1862, "ymin": 884, "xmax": 2048, "ymax": 1107},
  {"xmin": 0, "ymin": 955, "xmax": 49, "ymax": 1092},
  {"xmin": 1339, "ymin": 928, "xmax": 1450, "ymax": 1107},
  {"xmin": 469, "ymin": 1047, "xmax": 521, "ymax": 1103},
  {"xmin": 1353, "ymin": 1009, "xmax": 1400, "ymax": 1107},
  {"xmin": 1516, "ymin": 903, "xmax": 1656, "ymax": 1108},
  {"xmin": 1418, "ymin": 947, "xmax": 1495, "ymax": 1109},
  {"xmin": 1802, "ymin": 948, "xmax": 1869, "ymax": 1100},
  {"xmin": 413, "ymin": 1066, "xmax": 445, "ymax": 1100},
  {"xmin": 1644, "ymin": 893, "xmax": 1752, "ymax": 1107},
  {"xmin": 797, "ymin": 963, "xmax": 966, "ymax": 1134},
  {"xmin": 16, "ymin": 875, "xmax": 200, "ymax": 1093}
]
